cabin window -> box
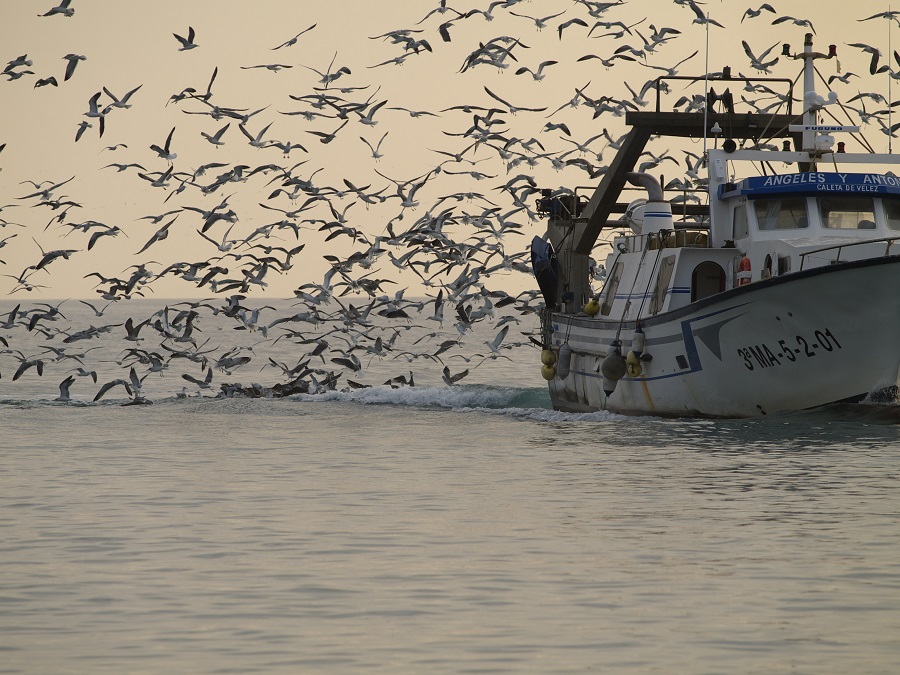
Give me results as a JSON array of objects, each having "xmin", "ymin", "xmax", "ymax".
[
  {"xmin": 733, "ymin": 204, "xmax": 749, "ymax": 239},
  {"xmin": 820, "ymin": 196, "xmax": 875, "ymax": 229},
  {"xmin": 649, "ymin": 255, "xmax": 675, "ymax": 315},
  {"xmin": 754, "ymin": 197, "xmax": 808, "ymax": 230},
  {"xmin": 884, "ymin": 199, "xmax": 900, "ymax": 230},
  {"xmin": 600, "ymin": 261, "xmax": 624, "ymax": 316},
  {"xmin": 691, "ymin": 262, "xmax": 725, "ymax": 301}
]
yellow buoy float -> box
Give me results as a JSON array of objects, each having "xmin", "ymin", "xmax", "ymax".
[{"xmin": 626, "ymin": 349, "xmax": 643, "ymax": 377}]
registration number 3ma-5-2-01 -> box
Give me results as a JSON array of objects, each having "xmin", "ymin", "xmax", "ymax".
[{"xmin": 736, "ymin": 328, "xmax": 842, "ymax": 371}]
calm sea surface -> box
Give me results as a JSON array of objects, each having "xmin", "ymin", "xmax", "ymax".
[{"xmin": 1, "ymin": 300, "xmax": 899, "ymax": 673}]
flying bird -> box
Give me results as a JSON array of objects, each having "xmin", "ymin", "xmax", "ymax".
[
  {"xmin": 55, "ymin": 375, "xmax": 76, "ymax": 402},
  {"xmin": 514, "ymin": 60, "xmax": 558, "ymax": 81},
  {"xmin": 150, "ymin": 126, "xmax": 177, "ymax": 161},
  {"xmin": 137, "ymin": 215, "xmax": 178, "ymax": 254},
  {"xmin": 182, "ymin": 367, "xmax": 214, "ymax": 389},
  {"xmin": 509, "ymin": 10, "xmax": 567, "ymax": 30},
  {"xmin": 483, "ymin": 86, "xmax": 548, "ymax": 114},
  {"xmin": 83, "ymin": 91, "xmax": 106, "ymax": 137},
  {"xmin": 6, "ymin": 54, "xmax": 32, "ymax": 69},
  {"xmin": 271, "ymin": 24, "xmax": 317, "ymax": 49},
  {"xmin": 741, "ymin": 4, "xmax": 776, "ymax": 22},
  {"xmin": 742, "ymin": 40, "xmax": 780, "ymax": 74},
  {"xmin": 771, "ymin": 15, "xmax": 815, "ymax": 34},
  {"xmin": 102, "ymin": 84, "xmax": 142, "ymax": 109},
  {"xmin": 441, "ymin": 365, "xmax": 469, "ymax": 385},
  {"xmin": 238, "ymin": 121, "xmax": 273, "ymax": 148},
  {"xmin": 173, "ymin": 26, "xmax": 198, "ymax": 51},
  {"xmin": 846, "ymin": 42, "xmax": 888, "ymax": 75},
  {"xmin": 686, "ymin": 1, "xmax": 725, "ymax": 28},
  {"xmin": 39, "ymin": 0, "xmax": 74, "ymax": 17},
  {"xmin": 200, "ymin": 122, "xmax": 230, "ymax": 147},
  {"xmin": 360, "ymin": 131, "xmax": 388, "ymax": 161},
  {"xmin": 557, "ymin": 17, "xmax": 589, "ymax": 39},
  {"xmin": 62, "ymin": 53, "xmax": 86, "ymax": 80},
  {"xmin": 93, "ymin": 377, "xmax": 133, "ymax": 402},
  {"xmin": 12, "ymin": 356, "xmax": 44, "ymax": 381}
]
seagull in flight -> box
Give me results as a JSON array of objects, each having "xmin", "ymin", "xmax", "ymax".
[
  {"xmin": 150, "ymin": 126, "xmax": 177, "ymax": 161},
  {"xmin": 484, "ymin": 324, "xmax": 509, "ymax": 355},
  {"xmin": 83, "ymin": 91, "xmax": 106, "ymax": 137},
  {"xmin": 271, "ymin": 24, "xmax": 317, "ymax": 50},
  {"xmin": 102, "ymin": 84, "xmax": 142, "ymax": 109},
  {"xmin": 241, "ymin": 63, "xmax": 293, "ymax": 73},
  {"xmin": 742, "ymin": 40, "xmax": 780, "ymax": 74},
  {"xmin": 93, "ymin": 377, "xmax": 133, "ymax": 402},
  {"xmin": 6, "ymin": 54, "xmax": 32, "ymax": 69},
  {"xmin": 846, "ymin": 42, "xmax": 889, "ymax": 75},
  {"xmin": 771, "ymin": 15, "xmax": 815, "ymax": 34},
  {"xmin": 239, "ymin": 122, "xmax": 273, "ymax": 148},
  {"xmin": 441, "ymin": 365, "xmax": 469, "ymax": 386},
  {"xmin": 483, "ymin": 86, "xmax": 548, "ymax": 114},
  {"xmin": 55, "ymin": 375, "xmax": 76, "ymax": 402},
  {"xmin": 514, "ymin": 60, "xmax": 558, "ymax": 81},
  {"xmin": 62, "ymin": 53, "xmax": 86, "ymax": 81},
  {"xmin": 174, "ymin": 26, "xmax": 198, "ymax": 51},
  {"xmin": 741, "ymin": 4, "xmax": 776, "ymax": 22},
  {"xmin": 40, "ymin": 0, "xmax": 74, "ymax": 17},
  {"xmin": 137, "ymin": 215, "xmax": 177, "ymax": 254},
  {"xmin": 12, "ymin": 354, "xmax": 45, "ymax": 381},
  {"xmin": 509, "ymin": 10, "xmax": 566, "ymax": 30},
  {"xmin": 686, "ymin": 1, "xmax": 725, "ymax": 28},
  {"xmin": 360, "ymin": 131, "xmax": 388, "ymax": 161},
  {"xmin": 300, "ymin": 53, "xmax": 351, "ymax": 86},
  {"xmin": 182, "ymin": 367, "xmax": 214, "ymax": 390},
  {"xmin": 200, "ymin": 122, "xmax": 230, "ymax": 147}
]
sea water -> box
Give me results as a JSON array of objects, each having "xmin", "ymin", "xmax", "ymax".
[{"xmin": 1, "ymin": 300, "xmax": 899, "ymax": 673}]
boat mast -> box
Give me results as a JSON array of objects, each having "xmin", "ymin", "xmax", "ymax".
[{"xmin": 785, "ymin": 33, "xmax": 839, "ymax": 169}]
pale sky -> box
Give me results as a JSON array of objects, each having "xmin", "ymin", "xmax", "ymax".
[{"xmin": 0, "ymin": 0, "xmax": 892, "ymax": 300}]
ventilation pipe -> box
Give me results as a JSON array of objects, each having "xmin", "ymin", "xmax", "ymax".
[{"xmin": 625, "ymin": 172, "xmax": 673, "ymax": 235}]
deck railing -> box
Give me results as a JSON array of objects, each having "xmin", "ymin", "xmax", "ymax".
[{"xmin": 798, "ymin": 237, "xmax": 900, "ymax": 270}]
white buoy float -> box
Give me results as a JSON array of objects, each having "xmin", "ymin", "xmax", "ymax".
[
  {"xmin": 556, "ymin": 343, "xmax": 573, "ymax": 379},
  {"xmin": 600, "ymin": 340, "xmax": 626, "ymax": 395}
]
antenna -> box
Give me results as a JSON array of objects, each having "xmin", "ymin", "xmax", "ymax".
[{"xmin": 702, "ymin": 12, "xmax": 710, "ymax": 158}]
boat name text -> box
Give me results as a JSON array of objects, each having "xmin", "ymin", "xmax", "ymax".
[
  {"xmin": 760, "ymin": 173, "xmax": 900, "ymax": 188},
  {"xmin": 736, "ymin": 328, "xmax": 842, "ymax": 371},
  {"xmin": 725, "ymin": 172, "xmax": 900, "ymax": 199}
]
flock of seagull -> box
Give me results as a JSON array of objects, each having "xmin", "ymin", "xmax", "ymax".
[{"xmin": 1, "ymin": 0, "xmax": 898, "ymax": 404}]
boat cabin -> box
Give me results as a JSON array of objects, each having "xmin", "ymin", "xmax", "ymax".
[
  {"xmin": 717, "ymin": 170, "xmax": 900, "ymax": 279},
  {"xmin": 595, "ymin": 165, "xmax": 900, "ymax": 320}
]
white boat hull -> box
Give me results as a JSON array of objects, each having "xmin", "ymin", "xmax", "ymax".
[{"xmin": 547, "ymin": 257, "xmax": 900, "ymax": 417}]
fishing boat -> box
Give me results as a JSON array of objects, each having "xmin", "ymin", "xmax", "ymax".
[{"xmin": 531, "ymin": 34, "xmax": 900, "ymax": 417}]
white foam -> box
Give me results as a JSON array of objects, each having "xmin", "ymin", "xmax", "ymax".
[
  {"xmin": 461, "ymin": 406, "xmax": 626, "ymax": 423},
  {"xmin": 294, "ymin": 384, "xmax": 525, "ymax": 408},
  {"xmin": 292, "ymin": 384, "xmax": 625, "ymax": 422}
]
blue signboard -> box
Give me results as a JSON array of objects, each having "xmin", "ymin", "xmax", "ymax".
[{"xmin": 719, "ymin": 172, "xmax": 900, "ymax": 199}]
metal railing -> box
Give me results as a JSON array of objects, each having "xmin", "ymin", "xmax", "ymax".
[
  {"xmin": 618, "ymin": 227, "xmax": 711, "ymax": 254},
  {"xmin": 799, "ymin": 236, "xmax": 900, "ymax": 270}
]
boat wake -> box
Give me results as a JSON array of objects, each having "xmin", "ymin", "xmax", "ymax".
[
  {"xmin": 0, "ymin": 384, "xmax": 622, "ymax": 423},
  {"xmin": 294, "ymin": 384, "xmax": 624, "ymax": 422}
]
